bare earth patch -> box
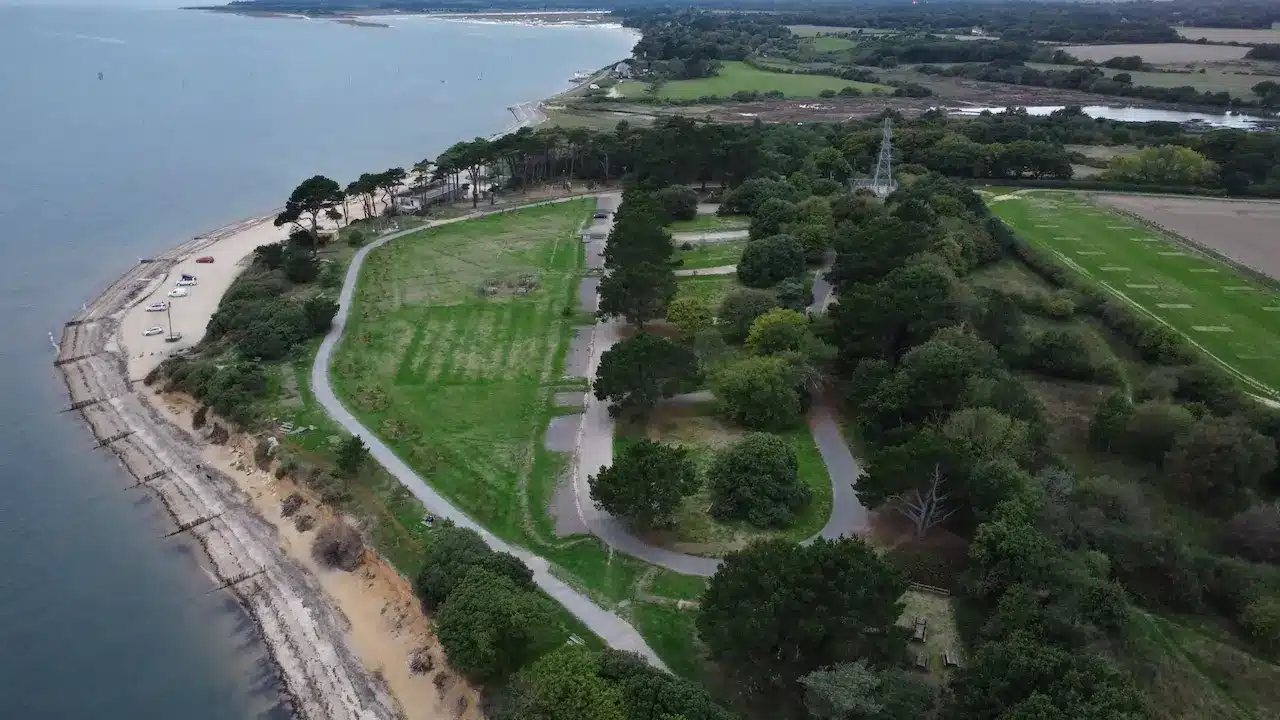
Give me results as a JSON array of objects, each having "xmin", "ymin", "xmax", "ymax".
[
  {"xmin": 1175, "ymin": 27, "xmax": 1280, "ymax": 45},
  {"xmin": 1094, "ymin": 195, "xmax": 1280, "ymax": 283},
  {"xmin": 1062, "ymin": 43, "xmax": 1250, "ymax": 64}
]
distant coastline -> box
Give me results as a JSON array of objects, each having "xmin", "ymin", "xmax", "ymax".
[{"xmin": 187, "ymin": 5, "xmax": 615, "ymax": 28}]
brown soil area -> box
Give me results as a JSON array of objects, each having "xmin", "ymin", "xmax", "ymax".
[{"xmin": 1094, "ymin": 195, "xmax": 1280, "ymax": 283}]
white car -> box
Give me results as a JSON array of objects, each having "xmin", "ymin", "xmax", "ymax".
[
  {"xmin": 145, "ymin": 302, "xmax": 167, "ymax": 312},
  {"xmin": 168, "ymin": 288, "xmax": 187, "ymax": 298},
  {"xmin": 143, "ymin": 326, "xmax": 164, "ymax": 337},
  {"xmin": 176, "ymin": 278, "xmax": 198, "ymax": 287}
]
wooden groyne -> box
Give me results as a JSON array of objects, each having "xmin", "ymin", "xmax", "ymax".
[{"xmin": 54, "ymin": 215, "xmax": 399, "ymax": 720}]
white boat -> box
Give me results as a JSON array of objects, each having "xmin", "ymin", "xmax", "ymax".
[{"xmin": 570, "ymin": 70, "xmax": 591, "ymax": 82}]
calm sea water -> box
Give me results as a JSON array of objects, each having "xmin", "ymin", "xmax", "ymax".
[{"xmin": 0, "ymin": 6, "xmax": 634, "ymax": 717}]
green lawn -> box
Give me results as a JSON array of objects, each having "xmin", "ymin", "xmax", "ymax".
[
  {"xmin": 676, "ymin": 274, "xmax": 741, "ymax": 310},
  {"xmin": 786, "ymin": 24, "xmax": 860, "ymax": 37},
  {"xmin": 649, "ymin": 569, "xmax": 708, "ymax": 601},
  {"xmin": 676, "ymin": 240, "xmax": 746, "ymax": 271},
  {"xmin": 804, "ymin": 35, "xmax": 858, "ymax": 52},
  {"xmin": 332, "ymin": 200, "xmax": 654, "ymax": 605},
  {"xmin": 630, "ymin": 603, "xmax": 705, "ymax": 682},
  {"xmin": 989, "ymin": 192, "xmax": 1280, "ymax": 401},
  {"xmin": 617, "ymin": 61, "xmax": 887, "ymax": 100},
  {"xmin": 668, "ymin": 215, "xmax": 749, "ymax": 234}
]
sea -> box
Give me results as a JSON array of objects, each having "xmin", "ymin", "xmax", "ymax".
[{"xmin": 0, "ymin": 4, "xmax": 635, "ymax": 717}]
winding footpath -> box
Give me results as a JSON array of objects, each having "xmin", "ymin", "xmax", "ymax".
[{"xmin": 311, "ymin": 196, "xmax": 667, "ymax": 669}]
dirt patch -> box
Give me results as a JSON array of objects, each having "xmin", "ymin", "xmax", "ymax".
[
  {"xmin": 1093, "ymin": 195, "xmax": 1280, "ymax": 283},
  {"xmin": 1063, "ymin": 43, "xmax": 1251, "ymax": 64},
  {"xmin": 899, "ymin": 589, "xmax": 960, "ymax": 683}
]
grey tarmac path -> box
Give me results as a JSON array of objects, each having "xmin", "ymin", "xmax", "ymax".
[
  {"xmin": 312, "ymin": 195, "xmax": 667, "ymax": 668},
  {"xmin": 671, "ymin": 229, "xmax": 748, "ymax": 244},
  {"xmin": 674, "ymin": 264, "xmax": 737, "ymax": 277}
]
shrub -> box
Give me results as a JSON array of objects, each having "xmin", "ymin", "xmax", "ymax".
[
  {"xmin": 294, "ymin": 514, "xmax": 316, "ymax": 532},
  {"xmin": 434, "ymin": 568, "xmax": 563, "ymax": 682},
  {"xmin": 1241, "ymin": 597, "xmax": 1280, "ymax": 653},
  {"xmin": 192, "ymin": 405, "xmax": 208, "ymax": 430},
  {"xmin": 666, "ymin": 296, "xmax": 714, "ymax": 338},
  {"xmin": 345, "ymin": 228, "xmax": 366, "ymax": 247},
  {"xmin": 708, "ymin": 432, "xmax": 811, "ymax": 528},
  {"xmin": 253, "ymin": 437, "xmax": 273, "ymax": 470},
  {"xmin": 774, "ymin": 274, "xmax": 814, "ymax": 312},
  {"xmin": 1123, "ymin": 401, "xmax": 1194, "ymax": 464},
  {"xmin": 657, "ymin": 186, "xmax": 698, "ymax": 222},
  {"xmin": 746, "ymin": 308, "xmax": 809, "ymax": 355},
  {"xmin": 718, "ymin": 288, "xmax": 780, "ymax": 343},
  {"xmin": 311, "ymin": 521, "xmax": 364, "ymax": 571},
  {"xmin": 1223, "ymin": 504, "xmax": 1280, "ymax": 565},
  {"xmin": 415, "ymin": 525, "xmax": 533, "ymax": 609},
  {"xmin": 209, "ymin": 423, "xmax": 230, "ymax": 444},
  {"xmin": 280, "ymin": 493, "xmax": 304, "ymax": 518},
  {"xmin": 713, "ymin": 355, "xmax": 804, "ymax": 430}
]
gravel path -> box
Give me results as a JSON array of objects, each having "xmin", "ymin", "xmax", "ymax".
[
  {"xmin": 674, "ymin": 264, "xmax": 737, "ymax": 277},
  {"xmin": 671, "ymin": 229, "xmax": 748, "ymax": 244},
  {"xmin": 312, "ymin": 197, "xmax": 666, "ymax": 668}
]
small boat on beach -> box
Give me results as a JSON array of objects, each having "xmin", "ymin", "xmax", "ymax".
[{"xmin": 570, "ymin": 70, "xmax": 592, "ymax": 82}]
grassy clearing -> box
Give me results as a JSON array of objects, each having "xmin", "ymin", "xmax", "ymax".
[
  {"xmin": 989, "ymin": 192, "xmax": 1280, "ymax": 402},
  {"xmin": 630, "ymin": 603, "xmax": 706, "ymax": 682},
  {"xmin": 1061, "ymin": 43, "xmax": 1251, "ymax": 64},
  {"xmin": 332, "ymin": 200, "xmax": 656, "ymax": 606},
  {"xmin": 668, "ymin": 214, "xmax": 749, "ymax": 234},
  {"xmin": 649, "ymin": 569, "xmax": 708, "ymax": 601},
  {"xmin": 676, "ymin": 240, "xmax": 746, "ymax": 271},
  {"xmin": 616, "ymin": 399, "xmax": 833, "ymax": 557},
  {"xmin": 1027, "ymin": 63, "xmax": 1274, "ymax": 99},
  {"xmin": 804, "ymin": 35, "xmax": 858, "ymax": 53},
  {"xmin": 898, "ymin": 590, "xmax": 961, "ymax": 682},
  {"xmin": 617, "ymin": 61, "xmax": 887, "ymax": 100},
  {"xmin": 676, "ymin": 274, "xmax": 741, "ymax": 310},
  {"xmin": 786, "ymin": 24, "xmax": 859, "ymax": 37},
  {"xmin": 1175, "ymin": 26, "xmax": 1280, "ymax": 45}
]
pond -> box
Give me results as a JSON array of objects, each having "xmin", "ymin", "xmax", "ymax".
[{"xmin": 946, "ymin": 104, "xmax": 1270, "ymax": 129}]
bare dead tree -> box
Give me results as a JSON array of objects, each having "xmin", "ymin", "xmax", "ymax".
[{"xmin": 894, "ymin": 464, "xmax": 956, "ymax": 539}]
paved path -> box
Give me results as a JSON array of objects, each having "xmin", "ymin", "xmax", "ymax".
[
  {"xmin": 672, "ymin": 229, "xmax": 748, "ymax": 245},
  {"xmin": 312, "ymin": 197, "xmax": 667, "ymax": 668},
  {"xmin": 674, "ymin": 264, "xmax": 737, "ymax": 277}
]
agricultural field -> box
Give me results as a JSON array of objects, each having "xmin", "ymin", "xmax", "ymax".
[
  {"xmin": 786, "ymin": 24, "xmax": 860, "ymax": 37},
  {"xmin": 989, "ymin": 191, "xmax": 1280, "ymax": 402},
  {"xmin": 1062, "ymin": 43, "xmax": 1251, "ymax": 64},
  {"xmin": 615, "ymin": 398, "xmax": 833, "ymax": 557},
  {"xmin": 1175, "ymin": 26, "xmax": 1280, "ymax": 44},
  {"xmin": 616, "ymin": 61, "xmax": 887, "ymax": 100},
  {"xmin": 676, "ymin": 239, "xmax": 746, "ymax": 271},
  {"xmin": 803, "ymin": 35, "xmax": 858, "ymax": 53},
  {"xmin": 1027, "ymin": 63, "xmax": 1274, "ymax": 99}
]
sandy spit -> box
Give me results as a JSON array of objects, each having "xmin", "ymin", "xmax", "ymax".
[{"xmin": 56, "ymin": 205, "xmax": 473, "ymax": 719}]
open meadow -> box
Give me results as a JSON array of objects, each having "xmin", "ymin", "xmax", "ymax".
[
  {"xmin": 989, "ymin": 192, "xmax": 1280, "ymax": 402},
  {"xmin": 1027, "ymin": 62, "xmax": 1273, "ymax": 99},
  {"xmin": 1176, "ymin": 27, "xmax": 1280, "ymax": 44},
  {"xmin": 617, "ymin": 61, "xmax": 887, "ymax": 100},
  {"xmin": 1062, "ymin": 43, "xmax": 1251, "ymax": 64}
]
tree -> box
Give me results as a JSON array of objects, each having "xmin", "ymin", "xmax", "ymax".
[
  {"xmin": 828, "ymin": 216, "xmax": 933, "ymax": 289},
  {"xmin": 435, "ymin": 568, "xmax": 563, "ymax": 681},
  {"xmin": 666, "ymin": 296, "xmax": 714, "ymax": 338},
  {"xmin": 346, "ymin": 175, "xmax": 379, "ymax": 219},
  {"xmin": 1123, "ymin": 400, "xmax": 1194, "ymax": 464},
  {"xmin": 1164, "ymin": 416, "xmax": 1277, "ymax": 516},
  {"xmin": 698, "ymin": 538, "xmax": 908, "ymax": 702},
  {"xmin": 1223, "ymin": 503, "xmax": 1280, "ymax": 564},
  {"xmin": 859, "ymin": 428, "xmax": 965, "ymax": 538},
  {"xmin": 749, "ymin": 197, "xmax": 799, "ymax": 239},
  {"xmin": 968, "ymin": 502, "xmax": 1062, "ymax": 600},
  {"xmin": 1103, "ymin": 145, "xmax": 1217, "ymax": 186},
  {"xmin": 657, "ymin": 185, "xmax": 698, "ymax": 222},
  {"xmin": 598, "ymin": 261, "xmax": 677, "ymax": 327},
  {"xmin": 507, "ymin": 646, "xmax": 627, "ymax": 720},
  {"xmin": 943, "ymin": 407, "xmax": 1033, "ymax": 465},
  {"xmin": 302, "ymin": 295, "xmax": 338, "ymax": 335},
  {"xmin": 333, "ymin": 434, "xmax": 367, "ymax": 477},
  {"xmin": 1242, "ymin": 597, "xmax": 1280, "ymax": 653},
  {"xmin": 801, "ymin": 661, "xmax": 935, "ymax": 720},
  {"xmin": 746, "ymin": 308, "xmax": 809, "ymax": 355},
  {"xmin": 738, "ymin": 234, "xmax": 806, "ymax": 288},
  {"xmin": 275, "ymin": 175, "xmax": 344, "ymax": 239},
  {"xmin": 590, "ymin": 440, "xmax": 699, "ymax": 528},
  {"xmin": 374, "ymin": 167, "xmax": 407, "ymax": 212},
  {"xmin": 712, "ymin": 355, "xmax": 804, "ymax": 430},
  {"xmin": 708, "ymin": 432, "xmax": 811, "ymax": 528},
  {"xmin": 597, "ymin": 649, "xmax": 733, "ymax": 720},
  {"xmin": 719, "ymin": 288, "xmax": 780, "ymax": 343},
  {"xmin": 594, "ymin": 333, "xmax": 702, "ymax": 420},
  {"xmin": 1089, "ymin": 390, "xmax": 1133, "ymax": 452},
  {"xmin": 254, "ymin": 242, "xmax": 284, "ymax": 270},
  {"xmin": 414, "ymin": 525, "xmax": 532, "ymax": 609},
  {"xmin": 282, "ymin": 244, "xmax": 318, "ymax": 283}
]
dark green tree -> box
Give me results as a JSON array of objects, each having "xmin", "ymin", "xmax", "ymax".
[
  {"xmin": 697, "ymin": 538, "xmax": 908, "ymax": 703},
  {"xmin": 707, "ymin": 433, "xmax": 811, "ymax": 528},
  {"xmin": 801, "ymin": 660, "xmax": 935, "ymax": 720},
  {"xmin": 1164, "ymin": 416, "xmax": 1277, "ymax": 516},
  {"xmin": 302, "ymin": 295, "xmax": 338, "ymax": 335},
  {"xmin": 507, "ymin": 646, "xmax": 627, "ymax": 720},
  {"xmin": 274, "ymin": 175, "xmax": 344, "ymax": 239},
  {"xmin": 414, "ymin": 525, "xmax": 532, "ymax": 609},
  {"xmin": 749, "ymin": 197, "xmax": 799, "ymax": 239},
  {"xmin": 596, "ymin": 649, "xmax": 733, "ymax": 720},
  {"xmin": 335, "ymin": 434, "xmax": 367, "ymax": 476},
  {"xmin": 435, "ymin": 568, "xmax": 563, "ymax": 682},
  {"xmin": 598, "ymin": 261, "xmax": 677, "ymax": 327},
  {"xmin": 590, "ymin": 440, "xmax": 699, "ymax": 529},
  {"xmin": 737, "ymin": 234, "xmax": 806, "ymax": 288},
  {"xmin": 594, "ymin": 333, "xmax": 702, "ymax": 420},
  {"xmin": 712, "ymin": 355, "xmax": 804, "ymax": 430},
  {"xmin": 718, "ymin": 288, "xmax": 780, "ymax": 343}
]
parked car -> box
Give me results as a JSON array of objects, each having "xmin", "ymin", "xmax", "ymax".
[
  {"xmin": 176, "ymin": 278, "xmax": 198, "ymax": 287},
  {"xmin": 180, "ymin": 273, "xmax": 197, "ymax": 281},
  {"xmin": 145, "ymin": 302, "xmax": 167, "ymax": 312},
  {"xmin": 593, "ymin": 212, "xmax": 609, "ymax": 219},
  {"xmin": 168, "ymin": 288, "xmax": 187, "ymax": 298},
  {"xmin": 195, "ymin": 256, "xmax": 214, "ymax": 263},
  {"xmin": 143, "ymin": 326, "xmax": 164, "ymax": 336}
]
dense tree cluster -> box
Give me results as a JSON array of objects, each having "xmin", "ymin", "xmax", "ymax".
[{"xmin": 624, "ymin": 10, "xmax": 796, "ymax": 80}]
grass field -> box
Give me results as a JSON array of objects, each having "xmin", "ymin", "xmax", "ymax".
[
  {"xmin": 989, "ymin": 192, "xmax": 1280, "ymax": 402},
  {"xmin": 803, "ymin": 35, "xmax": 857, "ymax": 53},
  {"xmin": 1027, "ymin": 63, "xmax": 1275, "ymax": 99},
  {"xmin": 333, "ymin": 200, "xmax": 662, "ymax": 606},
  {"xmin": 786, "ymin": 24, "xmax": 859, "ymax": 37},
  {"xmin": 616, "ymin": 61, "xmax": 886, "ymax": 100},
  {"xmin": 1062, "ymin": 43, "xmax": 1251, "ymax": 64},
  {"xmin": 668, "ymin": 214, "xmax": 749, "ymax": 234},
  {"xmin": 1175, "ymin": 26, "xmax": 1280, "ymax": 44},
  {"xmin": 676, "ymin": 240, "xmax": 746, "ymax": 271},
  {"xmin": 676, "ymin": 274, "xmax": 741, "ymax": 310}
]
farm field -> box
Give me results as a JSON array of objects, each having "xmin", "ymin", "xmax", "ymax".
[
  {"xmin": 1175, "ymin": 26, "xmax": 1280, "ymax": 44},
  {"xmin": 668, "ymin": 214, "xmax": 748, "ymax": 234},
  {"xmin": 616, "ymin": 61, "xmax": 887, "ymax": 100},
  {"xmin": 332, "ymin": 199, "xmax": 658, "ymax": 602},
  {"xmin": 1061, "ymin": 43, "xmax": 1251, "ymax": 64},
  {"xmin": 990, "ymin": 191, "xmax": 1280, "ymax": 402},
  {"xmin": 803, "ymin": 35, "xmax": 857, "ymax": 53},
  {"xmin": 1026, "ymin": 63, "xmax": 1273, "ymax": 98},
  {"xmin": 786, "ymin": 24, "xmax": 860, "ymax": 37},
  {"xmin": 676, "ymin": 239, "xmax": 746, "ymax": 271}
]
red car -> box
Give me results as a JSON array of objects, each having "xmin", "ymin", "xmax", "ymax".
[{"xmin": 195, "ymin": 256, "xmax": 215, "ymax": 263}]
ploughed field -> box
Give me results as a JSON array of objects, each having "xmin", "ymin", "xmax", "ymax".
[{"xmin": 990, "ymin": 191, "xmax": 1280, "ymax": 402}]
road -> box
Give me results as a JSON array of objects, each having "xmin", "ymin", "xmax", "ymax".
[{"xmin": 311, "ymin": 196, "xmax": 667, "ymax": 669}]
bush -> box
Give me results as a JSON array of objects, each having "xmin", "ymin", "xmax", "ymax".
[
  {"xmin": 774, "ymin": 274, "xmax": 814, "ymax": 312},
  {"xmin": 1124, "ymin": 401, "xmax": 1194, "ymax": 464},
  {"xmin": 311, "ymin": 521, "xmax": 364, "ymax": 571},
  {"xmin": 294, "ymin": 514, "xmax": 316, "ymax": 532},
  {"xmin": 192, "ymin": 405, "xmax": 208, "ymax": 430},
  {"xmin": 434, "ymin": 568, "xmax": 563, "ymax": 682},
  {"xmin": 746, "ymin": 308, "xmax": 810, "ymax": 355},
  {"xmin": 415, "ymin": 525, "xmax": 533, "ymax": 609},
  {"xmin": 1020, "ymin": 328, "xmax": 1120, "ymax": 384},
  {"xmin": 713, "ymin": 355, "xmax": 804, "ymax": 430},
  {"xmin": 718, "ymin": 288, "xmax": 780, "ymax": 343},
  {"xmin": 1241, "ymin": 597, "xmax": 1280, "ymax": 653},
  {"xmin": 253, "ymin": 437, "xmax": 273, "ymax": 470},
  {"xmin": 708, "ymin": 432, "xmax": 811, "ymax": 528},
  {"xmin": 280, "ymin": 492, "xmax": 304, "ymax": 518},
  {"xmin": 738, "ymin": 234, "xmax": 805, "ymax": 288},
  {"xmin": 1223, "ymin": 504, "xmax": 1280, "ymax": 564},
  {"xmin": 657, "ymin": 186, "xmax": 698, "ymax": 222},
  {"xmin": 345, "ymin": 228, "xmax": 366, "ymax": 247}
]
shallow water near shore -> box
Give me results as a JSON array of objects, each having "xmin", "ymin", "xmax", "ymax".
[{"xmin": 0, "ymin": 5, "xmax": 634, "ymax": 717}]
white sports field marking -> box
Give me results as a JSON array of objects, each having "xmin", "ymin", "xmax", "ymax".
[
  {"xmin": 1132, "ymin": 237, "xmax": 1159, "ymax": 242},
  {"xmin": 1100, "ymin": 266, "xmax": 1131, "ymax": 272},
  {"xmin": 1035, "ymin": 224, "xmax": 1060, "ymax": 228},
  {"xmin": 1188, "ymin": 268, "xmax": 1219, "ymax": 273},
  {"xmin": 1157, "ymin": 251, "xmax": 1185, "ymax": 257},
  {"xmin": 1264, "ymin": 307, "xmax": 1280, "ymax": 312},
  {"xmin": 1156, "ymin": 303, "xmax": 1192, "ymax": 309},
  {"xmin": 1106, "ymin": 225, "xmax": 1130, "ymax": 229},
  {"xmin": 1192, "ymin": 326, "xmax": 1233, "ymax": 332},
  {"xmin": 1238, "ymin": 354, "xmax": 1277, "ymax": 360},
  {"xmin": 1076, "ymin": 250, "xmax": 1105, "ymax": 255},
  {"xmin": 1127, "ymin": 284, "xmax": 1158, "ymax": 289},
  {"xmin": 1058, "ymin": 236, "xmax": 1080, "ymax": 240},
  {"xmin": 1223, "ymin": 285, "xmax": 1252, "ymax": 291}
]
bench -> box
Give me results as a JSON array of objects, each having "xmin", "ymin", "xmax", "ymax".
[
  {"xmin": 944, "ymin": 650, "xmax": 960, "ymax": 668},
  {"xmin": 914, "ymin": 652, "xmax": 929, "ymax": 671},
  {"xmin": 912, "ymin": 619, "xmax": 928, "ymax": 643}
]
